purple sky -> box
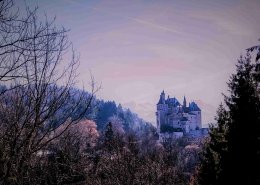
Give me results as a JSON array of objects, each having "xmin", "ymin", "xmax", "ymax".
[{"xmin": 20, "ymin": 0, "xmax": 260, "ymax": 126}]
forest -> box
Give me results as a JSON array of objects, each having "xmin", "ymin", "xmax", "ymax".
[{"xmin": 0, "ymin": 0, "xmax": 259, "ymax": 184}]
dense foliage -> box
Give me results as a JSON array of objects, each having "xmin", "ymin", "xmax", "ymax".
[
  {"xmin": 92, "ymin": 100, "xmax": 151, "ymax": 134},
  {"xmin": 22, "ymin": 123, "xmax": 202, "ymax": 185},
  {"xmin": 64, "ymin": 91, "xmax": 154, "ymax": 135}
]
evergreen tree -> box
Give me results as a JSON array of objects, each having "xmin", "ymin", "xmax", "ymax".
[
  {"xmin": 104, "ymin": 122, "xmax": 114, "ymax": 152},
  {"xmin": 194, "ymin": 52, "xmax": 260, "ymax": 185},
  {"xmin": 193, "ymin": 104, "xmax": 229, "ymax": 185},
  {"xmin": 226, "ymin": 53, "xmax": 260, "ymax": 184}
]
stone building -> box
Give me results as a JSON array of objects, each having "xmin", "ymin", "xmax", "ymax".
[{"xmin": 156, "ymin": 91, "xmax": 204, "ymax": 141}]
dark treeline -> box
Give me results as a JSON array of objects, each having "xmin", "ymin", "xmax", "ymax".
[
  {"xmin": 80, "ymin": 94, "xmax": 154, "ymax": 134},
  {"xmin": 94, "ymin": 101, "xmax": 149, "ymax": 133}
]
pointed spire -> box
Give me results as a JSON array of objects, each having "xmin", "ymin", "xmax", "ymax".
[
  {"xmin": 161, "ymin": 90, "xmax": 165, "ymax": 103},
  {"xmin": 183, "ymin": 95, "xmax": 187, "ymax": 108}
]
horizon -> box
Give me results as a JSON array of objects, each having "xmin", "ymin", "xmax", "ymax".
[{"xmin": 18, "ymin": 0, "xmax": 260, "ymax": 126}]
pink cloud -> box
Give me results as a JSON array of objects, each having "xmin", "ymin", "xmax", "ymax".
[{"xmin": 92, "ymin": 58, "xmax": 188, "ymax": 80}]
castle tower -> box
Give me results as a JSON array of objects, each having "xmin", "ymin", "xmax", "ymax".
[{"xmin": 156, "ymin": 90, "xmax": 168, "ymax": 134}]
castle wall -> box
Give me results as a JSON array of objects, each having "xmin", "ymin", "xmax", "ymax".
[
  {"xmin": 188, "ymin": 111, "xmax": 202, "ymax": 130},
  {"xmin": 197, "ymin": 111, "xmax": 202, "ymax": 129},
  {"xmin": 188, "ymin": 114, "xmax": 196, "ymax": 130},
  {"xmin": 183, "ymin": 122, "xmax": 190, "ymax": 133}
]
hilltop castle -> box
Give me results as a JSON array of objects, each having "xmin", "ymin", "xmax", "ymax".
[{"xmin": 156, "ymin": 91, "xmax": 206, "ymax": 141}]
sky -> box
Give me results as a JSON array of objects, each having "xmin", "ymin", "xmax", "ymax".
[{"xmin": 18, "ymin": 0, "xmax": 260, "ymax": 126}]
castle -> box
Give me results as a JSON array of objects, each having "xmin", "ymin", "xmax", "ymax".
[{"xmin": 156, "ymin": 91, "xmax": 205, "ymax": 141}]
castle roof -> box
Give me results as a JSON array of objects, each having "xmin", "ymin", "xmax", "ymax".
[
  {"xmin": 166, "ymin": 97, "xmax": 180, "ymax": 107},
  {"xmin": 189, "ymin": 102, "xmax": 201, "ymax": 111}
]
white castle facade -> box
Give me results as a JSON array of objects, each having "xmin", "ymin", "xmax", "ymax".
[{"xmin": 156, "ymin": 91, "xmax": 206, "ymax": 141}]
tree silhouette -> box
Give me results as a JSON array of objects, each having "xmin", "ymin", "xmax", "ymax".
[{"xmin": 194, "ymin": 51, "xmax": 260, "ymax": 185}]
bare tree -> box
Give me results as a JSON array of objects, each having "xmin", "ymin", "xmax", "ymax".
[
  {"xmin": 0, "ymin": 0, "xmax": 67, "ymax": 85},
  {"xmin": 0, "ymin": 1, "xmax": 99, "ymax": 184}
]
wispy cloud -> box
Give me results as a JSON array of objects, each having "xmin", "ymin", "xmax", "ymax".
[{"xmin": 91, "ymin": 7, "xmax": 181, "ymax": 34}]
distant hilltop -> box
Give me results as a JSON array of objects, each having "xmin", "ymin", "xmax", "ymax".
[{"xmin": 156, "ymin": 90, "xmax": 208, "ymax": 142}]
